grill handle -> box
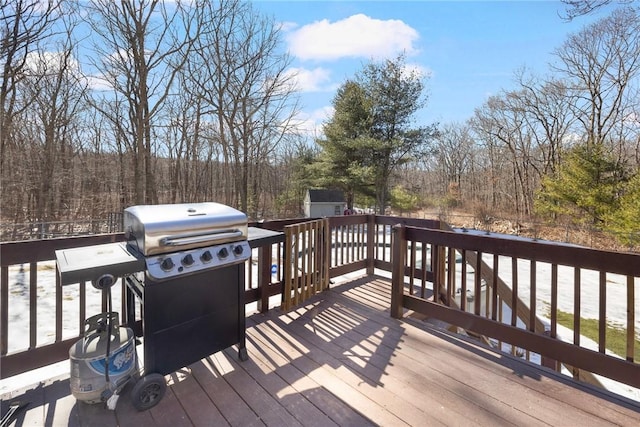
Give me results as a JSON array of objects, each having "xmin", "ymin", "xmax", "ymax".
[{"xmin": 160, "ymin": 230, "xmax": 243, "ymax": 247}]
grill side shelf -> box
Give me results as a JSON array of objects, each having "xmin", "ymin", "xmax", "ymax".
[{"xmin": 55, "ymin": 242, "xmax": 145, "ymax": 286}]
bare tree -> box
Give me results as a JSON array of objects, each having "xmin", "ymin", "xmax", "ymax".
[
  {"xmin": 160, "ymin": 72, "xmax": 212, "ymax": 203},
  {"xmin": 1, "ymin": 0, "xmax": 63, "ymax": 225},
  {"xmin": 85, "ymin": 0, "xmax": 200, "ymax": 205},
  {"xmin": 473, "ymin": 93, "xmax": 538, "ymax": 216},
  {"xmin": 561, "ymin": 0, "xmax": 634, "ymax": 20},
  {"xmin": 21, "ymin": 11, "xmax": 88, "ymax": 222},
  {"xmin": 553, "ymin": 8, "xmax": 640, "ymax": 151},
  {"xmin": 1, "ymin": 0, "xmax": 62, "ymax": 168},
  {"xmin": 434, "ymin": 122, "xmax": 475, "ymax": 200},
  {"xmin": 188, "ymin": 0, "xmax": 300, "ymax": 217},
  {"xmin": 514, "ymin": 71, "xmax": 577, "ymax": 176}
]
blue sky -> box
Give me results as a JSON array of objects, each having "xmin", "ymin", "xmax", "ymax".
[{"xmin": 251, "ymin": 0, "xmax": 614, "ymax": 133}]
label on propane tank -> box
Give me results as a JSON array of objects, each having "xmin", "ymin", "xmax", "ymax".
[{"xmin": 88, "ymin": 340, "xmax": 135, "ymax": 375}]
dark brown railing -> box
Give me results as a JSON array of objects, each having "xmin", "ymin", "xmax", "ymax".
[
  {"xmin": 2, "ymin": 215, "xmax": 639, "ymax": 398},
  {"xmin": 390, "ymin": 223, "xmax": 640, "ymax": 390},
  {"xmin": 0, "ymin": 224, "xmax": 287, "ymax": 378}
]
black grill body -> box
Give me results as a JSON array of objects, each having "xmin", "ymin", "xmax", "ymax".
[{"xmin": 125, "ymin": 263, "xmax": 247, "ymax": 375}]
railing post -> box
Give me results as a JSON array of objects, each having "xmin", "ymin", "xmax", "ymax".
[
  {"xmin": 390, "ymin": 224, "xmax": 406, "ymax": 319},
  {"xmin": 366, "ymin": 214, "xmax": 375, "ymax": 275}
]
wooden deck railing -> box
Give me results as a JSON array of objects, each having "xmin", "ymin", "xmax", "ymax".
[
  {"xmin": 0, "ymin": 225, "xmax": 286, "ymax": 378},
  {"xmin": 2, "ymin": 214, "xmax": 639, "ymax": 397},
  {"xmin": 390, "ymin": 223, "xmax": 640, "ymax": 390}
]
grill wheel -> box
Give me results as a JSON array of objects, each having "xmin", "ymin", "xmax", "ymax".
[{"xmin": 131, "ymin": 373, "xmax": 167, "ymax": 411}]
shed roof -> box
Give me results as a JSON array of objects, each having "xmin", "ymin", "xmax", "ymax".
[{"xmin": 307, "ymin": 189, "xmax": 345, "ymax": 203}]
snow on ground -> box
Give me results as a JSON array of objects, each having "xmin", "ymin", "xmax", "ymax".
[{"xmin": 6, "ymin": 261, "xmax": 124, "ymax": 353}]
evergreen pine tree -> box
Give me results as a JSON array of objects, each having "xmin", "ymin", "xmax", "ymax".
[{"xmin": 535, "ymin": 143, "xmax": 627, "ymax": 226}]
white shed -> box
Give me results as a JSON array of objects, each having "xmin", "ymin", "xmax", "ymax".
[{"xmin": 304, "ymin": 189, "xmax": 346, "ymax": 218}]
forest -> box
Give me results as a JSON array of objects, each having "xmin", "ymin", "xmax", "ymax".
[{"xmin": 1, "ymin": 1, "xmax": 639, "ymax": 246}]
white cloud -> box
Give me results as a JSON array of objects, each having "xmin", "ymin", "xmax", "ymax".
[
  {"xmin": 293, "ymin": 106, "xmax": 334, "ymax": 136},
  {"xmin": 278, "ymin": 21, "xmax": 299, "ymax": 32},
  {"xmin": 287, "ymin": 14, "xmax": 419, "ymax": 61},
  {"xmin": 285, "ymin": 67, "xmax": 334, "ymax": 92},
  {"xmin": 85, "ymin": 74, "xmax": 114, "ymax": 91},
  {"xmin": 25, "ymin": 51, "xmax": 78, "ymax": 74}
]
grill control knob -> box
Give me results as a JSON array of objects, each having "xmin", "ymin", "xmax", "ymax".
[
  {"xmin": 233, "ymin": 245, "xmax": 244, "ymax": 256},
  {"xmin": 182, "ymin": 254, "xmax": 195, "ymax": 266},
  {"xmin": 217, "ymin": 247, "xmax": 229, "ymax": 259},
  {"xmin": 160, "ymin": 257, "xmax": 174, "ymax": 271},
  {"xmin": 200, "ymin": 250, "xmax": 213, "ymax": 263}
]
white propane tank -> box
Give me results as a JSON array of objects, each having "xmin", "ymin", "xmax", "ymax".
[{"xmin": 69, "ymin": 312, "xmax": 136, "ymax": 404}]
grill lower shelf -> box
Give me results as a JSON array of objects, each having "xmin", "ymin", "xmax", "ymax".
[{"xmin": 125, "ymin": 263, "xmax": 247, "ymax": 376}]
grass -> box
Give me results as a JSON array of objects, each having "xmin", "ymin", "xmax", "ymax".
[{"xmin": 553, "ymin": 308, "xmax": 640, "ymax": 359}]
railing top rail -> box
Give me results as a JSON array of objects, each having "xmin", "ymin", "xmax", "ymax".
[
  {"xmin": 329, "ymin": 214, "xmax": 369, "ymax": 226},
  {"xmin": 376, "ymin": 215, "xmax": 441, "ymax": 228},
  {"xmin": 402, "ymin": 225, "xmax": 640, "ymax": 276},
  {"xmin": 0, "ymin": 233, "xmax": 125, "ymax": 266},
  {"xmin": 2, "ymin": 215, "xmax": 637, "ymax": 275}
]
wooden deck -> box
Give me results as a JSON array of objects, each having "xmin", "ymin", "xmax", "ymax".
[{"xmin": 2, "ymin": 275, "xmax": 639, "ymax": 426}]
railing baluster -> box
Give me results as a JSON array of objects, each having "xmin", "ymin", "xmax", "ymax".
[
  {"xmin": 30, "ymin": 262, "xmax": 37, "ymax": 349},
  {"xmin": 1, "ymin": 265, "xmax": 8, "ymax": 355},
  {"xmin": 599, "ymin": 271, "xmax": 607, "ymax": 354},
  {"xmin": 341, "ymin": 224, "xmax": 346, "ymax": 265},
  {"xmin": 283, "ymin": 227, "xmax": 292, "ymax": 310},
  {"xmin": 498, "ymin": 294, "xmax": 503, "ymax": 350},
  {"xmin": 511, "ymin": 257, "xmax": 518, "ymax": 328},
  {"xmin": 421, "ymin": 242, "xmax": 427, "ymax": 299},
  {"xmin": 409, "ymin": 241, "xmax": 416, "ymax": 296},
  {"xmin": 529, "ymin": 260, "xmax": 536, "ymax": 333},
  {"xmin": 350, "ymin": 223, "xmax": 355, "ymax": 262},
  {"xmin": 511, "ymin": 257, "xmax": 518, "ymax": 357},
  {"xmin": 572, "ymin": 267, "xmax": 582, "ymax": 381},
  {"xmin": 306, "ymin": 222, "xmax": 313, "ymax": 299},
  {"xmin": 55, "ymin": 270, "xmax": 62, "ymax": 343},
  {"xmin": 627, "ymin": 275, "xmax": 635, "ymax": 362},
  {"xmin": 323, "ymin": 218, "xmax": 330, "ymax": 288},
  {"xmin": 447, "ymin": 247, "xmax": 455, "ymax": 306},
  {"xmin": 293, "ymin": 225, "xmax": 300, "ymax": 307},
  {"xmin": 80, "ymin": 281, "xmax": 87, "ymax": 334},
  {"xmin": 461, "ymin": 250, "xmax": 467, "ymax": 312},
  {"xmin": 574, "ymin": 268, "xmax": 581, "ymax": 347},
  {"xmin": 432, "ymin": 244, "xmax": 438, "ymax": 302},
  {"xmin": 247, "ymin": 250, "xmax": 254, "ymax": 290},
  {"xmin": 474, "ymin": 251, "xmax": 482, "ymax": 316},
  {"xmin": 491, "ymin": 254, "xmax": 498, "ymax": 321},
  {"xmin": 551, "ymin": 264, "xmax": 558, "ymax": 340},
  {"xmin": 382, "ymin": 225, "xmax": 388, "ymax": 262}
]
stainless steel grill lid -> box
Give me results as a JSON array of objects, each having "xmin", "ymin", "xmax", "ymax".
[{"xmin": 124, "ymin": 202, "xmax": 248, "ymax": 256}]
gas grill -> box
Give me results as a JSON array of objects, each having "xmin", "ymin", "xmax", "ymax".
[
  {"xmin": 121, "ymin": 202, "xmax": 252, "ymax": 372},
  {"xmin": 56, "ymin": 202, "xmax": 281, "ymax": 410}
]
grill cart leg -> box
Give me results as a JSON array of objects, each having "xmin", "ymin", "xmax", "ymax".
[
  {"xmin": 238, "ymin": 347, "xmax": 248, "ymax": 361},
  {"xmin": 131, "ymin": 373, "xmax": 167, "ymax": 411}
]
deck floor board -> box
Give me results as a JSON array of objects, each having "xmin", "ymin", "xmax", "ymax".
[{"xmin": 2, "ymin": 274, "xmax": 639, "ymax": 426}]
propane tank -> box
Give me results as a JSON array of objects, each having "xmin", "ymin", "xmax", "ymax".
[{"xmin": 69, "ymin": 312, "xmax": 136, "ymax": 404}]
